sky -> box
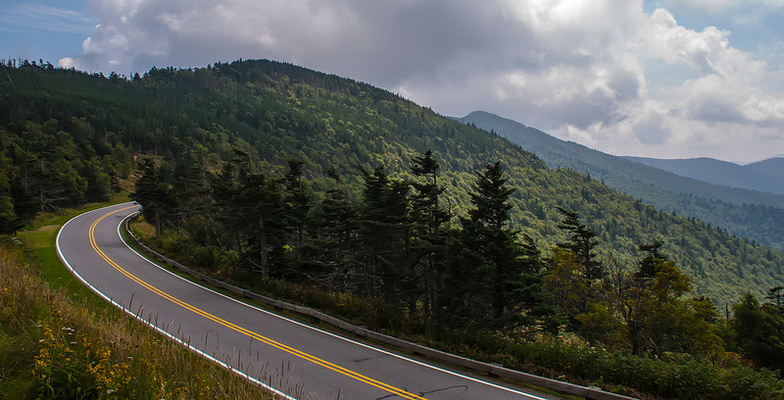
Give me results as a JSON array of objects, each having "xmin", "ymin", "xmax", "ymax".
[{"xmin": 2, "ymin": 1, "xmax": 784, "ymax": 163}]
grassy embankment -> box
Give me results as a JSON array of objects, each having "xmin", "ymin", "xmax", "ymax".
[{"xmin": 0, "ymin": 201, "xmax": 273, "ymax": 400}]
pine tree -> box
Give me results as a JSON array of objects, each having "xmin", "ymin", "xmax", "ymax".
[
  {"xmin": 284, "ymin": 158, "xmax": 311, "ymax": 248},
  {"xmin": 765, "ymin": 286, "xmax": 784, "ymax": 310},
  {"xmin": 235, "ymin": 170, "xmax": 288, "ymax": 278},
  {"xmin": 172, "ymin": 147, "xmax": 216, "ymax": 245},
  {"xmin": 132, "ymin": 159, "xmax": 176, "ymax": 236},
  {"xmin": 409, "ymin": 150, "xmax": 451, "ymax": 318},
  {"xmin": 459, "ymin": 161, "xmax": 547, "ymax": 329},
  {"xmin": 410, "ymin": 150, "xmax": 450, "ymax": 237},
  {"xmin": 731, "ymin": 294, "xmax": 784, "ymax": 371},
  {"xmin": 212, "ymin": 152, "xmax": 289, "ymax": 278},
  {"xmin": 0, "ymin": 156, "xmax": 19, "ymax": 233},
  {"xmin": 308, "ymin": 167, "xmax": 358, "ymax": 291},
  {"xmin": 635, "ymin": 241, "xmax": 665, "ymax": 280},
  {"xmin": 556, "ymin": 207, "xmax": 603, "ymax": 280},
  {"xmin": 356, "ymin": 166, "xmax": 411, "ymax": 302},
  {"xmin": 0, "ymin": 194, "xmax": 16, "ymax": 233}
]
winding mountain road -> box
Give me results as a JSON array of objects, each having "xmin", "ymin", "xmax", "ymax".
[{"xmin": 56, "ymin": 203, "xmax": 558, "ymax": 400}]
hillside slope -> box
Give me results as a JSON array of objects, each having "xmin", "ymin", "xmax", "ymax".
[
  {"xmin": 624, "ymin": 156, "xmax": 784, "ymax": 195},
  {"xmin": 2, "ymin": 60, "xmax": 783, "ymax": 305},
  {"xmin": 458, "ymin": 111, "xmax": 784, "ymax": 252},
  {"xmin": 746, "ymin": 157, "xmax": 784, "ymax": 180}
]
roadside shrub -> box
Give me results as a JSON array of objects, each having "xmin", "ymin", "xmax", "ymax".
[
  {"xmin": 133, "ymin": 226, "xmax": 784, "ymax": 399},
  {"xmin": 505, "ymin": 336, "xmax": 783, "ymax": 399}
]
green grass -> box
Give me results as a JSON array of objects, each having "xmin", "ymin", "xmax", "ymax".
[
  {"xmin": 0, "ymin": 200, "xmax": 274, "ymax": 400},
  {"xmin": 17, "ymin": 224, "xmax": 89, "ymax": 297},
  {"xmin": 16, "ymin": 191, "xmax": 133, "ymax": 298},
  {"xmin": 16, "ymin": 201, "xmax": 122, "ymax": 302}
]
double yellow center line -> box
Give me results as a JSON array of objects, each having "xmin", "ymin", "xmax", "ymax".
[{"xmin": 89, "ymin": 206, "xmax": 428, "ymax": 400}]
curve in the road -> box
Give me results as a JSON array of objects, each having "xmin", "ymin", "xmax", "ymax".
[
  {"xmin": 58, "ymin": 204, "xmax": 295, "ymax": 399},
  {"xmin": 88, "ymin": 206, "xmax": 428, "ymax": 399},
  {"xmin": 57, "ymin": 203, "xmax": 553, "ymax": 400}
]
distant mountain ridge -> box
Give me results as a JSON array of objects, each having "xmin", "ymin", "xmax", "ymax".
[
  {"xmin": 747, "ymin": 157, "xmax": 784, "ymax": 181},
  {"xmin": 623, "ymin": 156, "xmax": 784, "ymax": 195},
  {"xmin": 458, "ymin": 111, "xmax": 784, "ymax": 251}
]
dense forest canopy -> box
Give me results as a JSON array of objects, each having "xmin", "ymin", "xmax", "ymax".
[{"xmin": 1, "ymin": 58, "xmax": 782, "ymax": 308}]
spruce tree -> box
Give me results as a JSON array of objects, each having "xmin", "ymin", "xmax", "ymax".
[
  {"xmin": 284, "ymin": 158, "xmax": 311, "ymax": 249},
  {"xmin": 132, "ymin": 159, "xmax": 176, "ymax": 236},
  {"xmin": 236, "ymin": 171, "xmax": 288, "ymax": 278},
  {"xmin": 556, "ymin": 207, "xmax": 603, "ymax": 280},
  {"xmin": 410, "ymin": 150, "xmax": 449, "ymax": 236},
  {"xmin": 459, "ymin": 161, "xmax": 547, "ymax": 329},
  {"xmin": 410, "ymin": 150, "xmax": 451, "ymax": 318},
  {"xmin": 308, "ymin": 167, "xmax": 357, "ymax": 291},
  {"xmin": 215, "ymin": 153, "xmax": 289, "ymax": 278},
  {"xmin": 357, "ymin": 166, "xmax": 411, "ymax": 302}
]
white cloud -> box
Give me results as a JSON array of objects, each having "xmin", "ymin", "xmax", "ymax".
[
  {"xmin": 64, "ymin": 0, "xmax": 784, "ymax": 162},
  {"xmin": 58, "ymin": 57, "xmax": 77, "ymax": 69}
]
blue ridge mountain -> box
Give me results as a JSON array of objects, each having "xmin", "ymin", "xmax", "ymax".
[
  {"xmin": 457, "ymin": 110, "xmax": 784, "ymax": 252},
  {"xmin": 623, "ymin": 156, "xmax": 784, "ymax": 195}
]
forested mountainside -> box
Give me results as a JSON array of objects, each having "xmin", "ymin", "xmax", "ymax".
[
  {"xmin": 1, "ymin": 59, "xmax": 783, "ymax": 307},
  {"xmin": 459, "ymin": 111, "xmax": 784, "ymax": 252}
]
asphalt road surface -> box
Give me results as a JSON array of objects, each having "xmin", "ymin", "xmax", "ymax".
[{"xmin": 57, "ymin": 203, "xmax": 560, "ymax": 400}]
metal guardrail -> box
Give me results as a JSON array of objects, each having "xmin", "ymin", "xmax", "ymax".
[{"xmin": 124, "ymin": 215, "xmax": 638, "ymax": 400}]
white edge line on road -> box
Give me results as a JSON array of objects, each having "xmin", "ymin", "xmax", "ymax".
[
  {"xmin": 114, "ymin": 205, "xmax": 548, "ymax": 400},
  {"xmin": 55, "ymin": 203, "xmax": 297, "ymax": 400}
]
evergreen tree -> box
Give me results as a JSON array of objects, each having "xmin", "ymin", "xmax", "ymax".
[
  {"xmin": 0, "ymin": 194, "xmax": 16, "ymax": 233},
  {"xmin": 172, "ymin": 146, "xmax": 216, "ymax": 245},
  {"xmin": 357, "ymin": 166, "xmax": 411, "ymax": 302},
  {"xmin": 460, "ymin": 161, "xmax": 547, "ymax": 329},
  {"xmin": 307, "ymin": 167, "xmax": 358, "ymax": 291},
  {"xmin": 132, "ymin": 159, "xmax": 176, "ymax": 235},
  {"xmin": 210, "ymin": 152, "xmax": 289, "ymax": 277},
  {"xmin": 731, "ymin": 293, "xmax": 784, "ymax": 372},
  {"xmin": 556, "ymin": 207, "xmax": 603, "ymax": 280},
  {"xmin": 410, "ymin": 150, "xmax": 450, "ymax": 237},
  {"xmin": 635, "ymin": 242, "xmax": 690, "ymax": 302},
  {"xmin": 635, "ymin": 241, "xmax": 665, "ymax": 280},
  {"xmin": 545, "ymin": 208, "xmax": 606, "ymax": 338},
  {"xmin": 0, "ymin": 156, "xmax": 19, "ymax": 232},
  {"xmin": 544, "ymin": 247, "xmax": 600, "ymax": 337},
  {"xmin": 211, "ymin": 159, "xmax": 242, "ymax": 249},
  {"xmin": 284, "ymin": 158, "xmax": 311, "ymax": 249},
  {"xmin": 765, "ymin": 286, "xmax": 784, "ymax": 310},
  {"xmin": 235, "ymin": 170, "xmax": 288, "ymax": 278},
  {"xmin": 409, "ymin": 150, "xmax": 451, "ymax": 318}
]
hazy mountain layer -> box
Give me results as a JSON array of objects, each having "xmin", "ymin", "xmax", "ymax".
[
  {"xmin": 458, "ymin": 111, "xmax": 784, "ymax": 252},
  {"xmin": 624, "ymin": 156, "xmax": 784, "ymax": 195}
]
